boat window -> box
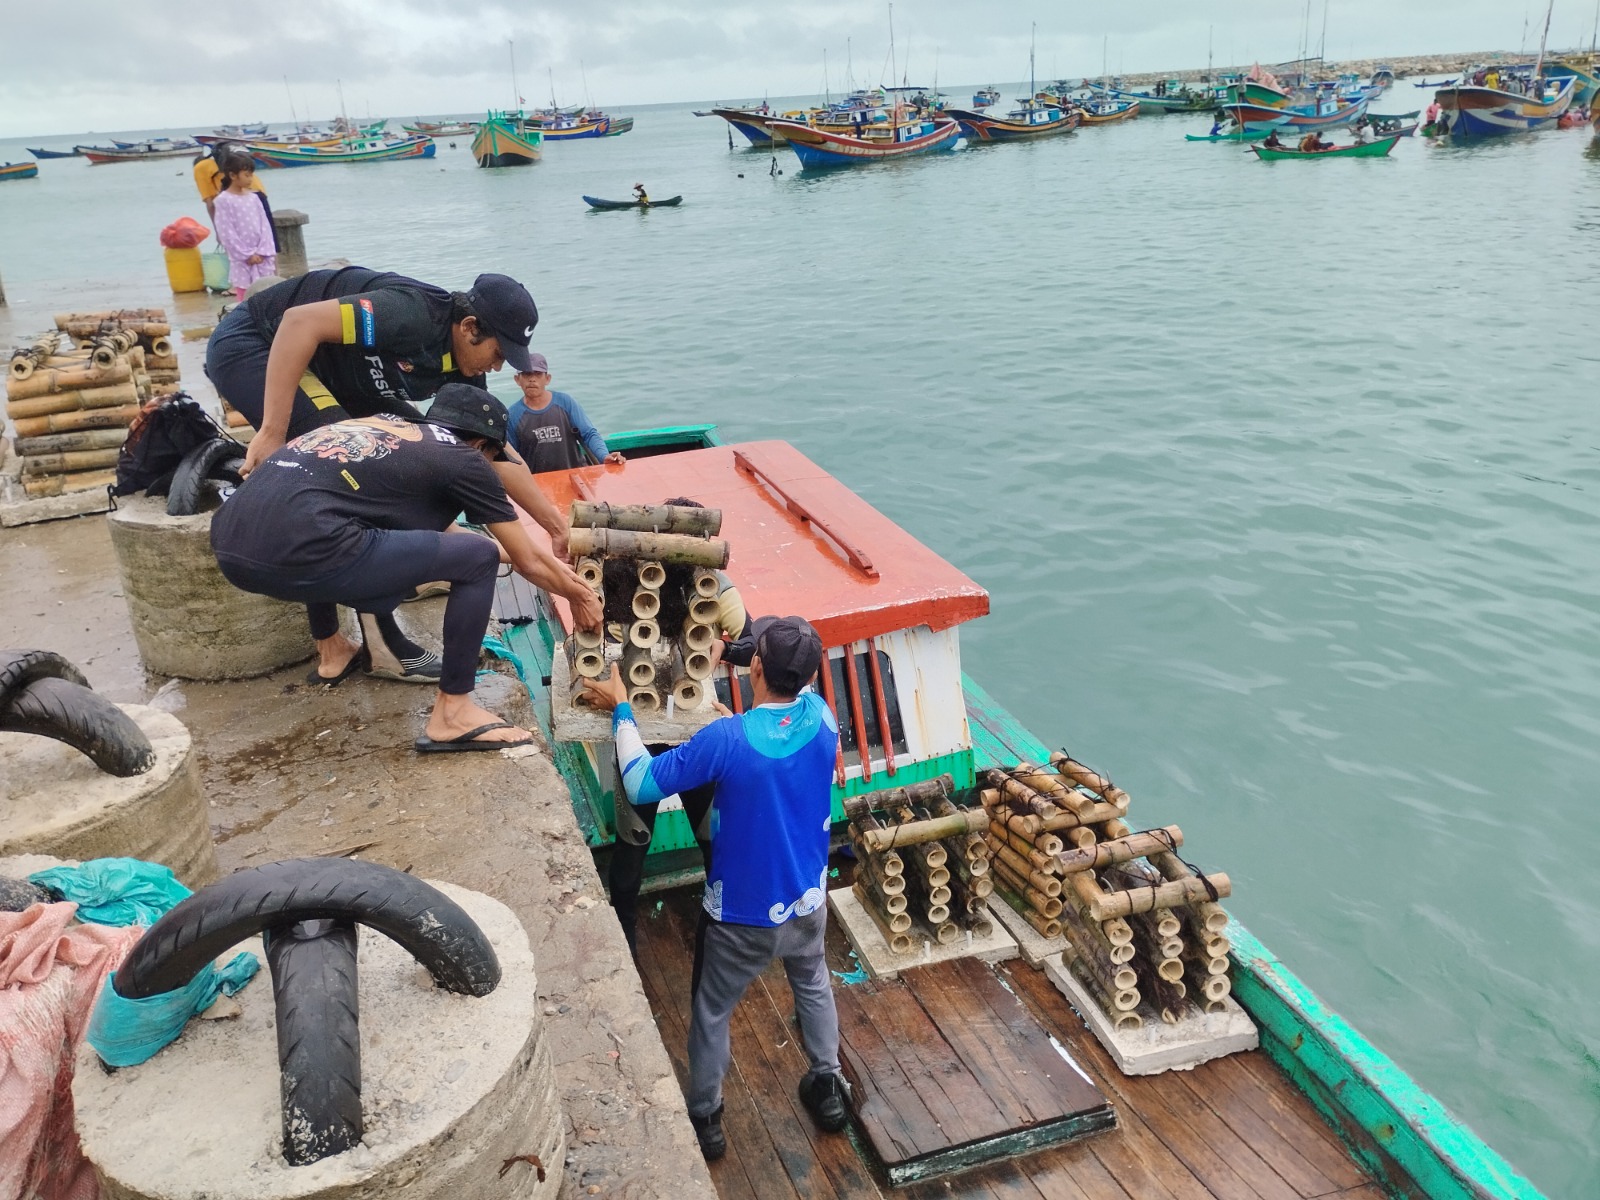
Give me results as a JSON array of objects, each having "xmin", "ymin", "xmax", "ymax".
[{"xmin": 826, "ymin": 646, "xmax": 909, "ymax": 768}]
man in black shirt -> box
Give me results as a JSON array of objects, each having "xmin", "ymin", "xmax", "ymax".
[{"xmin": 211, "ymin": 386, "xmax": 603, "ymax": 750}]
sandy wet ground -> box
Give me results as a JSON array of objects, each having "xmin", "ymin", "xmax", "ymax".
[{"xmin": 1, "ymin": 512, "xmax": 713, "ymax": 1198}]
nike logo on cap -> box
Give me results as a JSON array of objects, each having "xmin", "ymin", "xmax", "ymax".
[{"xmin": 523, "ymin": 325, "xmax": 534, "ymax": 338}]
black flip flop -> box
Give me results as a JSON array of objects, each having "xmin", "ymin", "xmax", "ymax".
[
  {"xmin": 414, "ymin": 722, "xmax": 534, "ymax": 754},
  {"xmin": 305, "ymin": 647, "xmax": 367, "ymax": 687}
]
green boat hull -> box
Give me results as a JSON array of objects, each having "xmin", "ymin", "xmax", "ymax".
[{"xmin": 1253, "ymin": 133, "xmax": 1400, "ymax": 159}]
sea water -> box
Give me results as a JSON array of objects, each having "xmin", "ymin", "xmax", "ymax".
[{"xmin": 2, "ymin": 82, "xmax": 1597, "ymax": 1194}]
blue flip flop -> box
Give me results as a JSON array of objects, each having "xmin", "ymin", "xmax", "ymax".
[{"xmin": 414, "ymin": 722, "xmax": 533, "ymax": 753}]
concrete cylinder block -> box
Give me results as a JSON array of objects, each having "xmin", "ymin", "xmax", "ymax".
[
  {"xmin": 107, "ymin": 495, "xmax": 311, "ymax": 680},
  {"xmin": 0, "ymin": 704, "xmax": 218, "ymax": 887},
  {"xmin": 75, "ymin": 883, "xmax": 562, "ymax": 1200}
]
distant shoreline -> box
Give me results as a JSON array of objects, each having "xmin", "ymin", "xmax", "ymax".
[{"xmin": 1113, "ymin": 48, "xmax": 1591, "ymax": 86}]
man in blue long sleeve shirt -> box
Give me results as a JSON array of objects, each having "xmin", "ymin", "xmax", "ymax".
[
  {"xmin": 583, "ymin": 615, "xmax": 849, "ymax": 1160},
  {"xmin": 505, "ymin": 352, "xmax": 625, "ymax": 473}
]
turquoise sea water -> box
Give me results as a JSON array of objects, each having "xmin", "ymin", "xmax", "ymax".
[{"xmin": 3, "ymin": 84, "xmax": 1598, "ymax": 1194}]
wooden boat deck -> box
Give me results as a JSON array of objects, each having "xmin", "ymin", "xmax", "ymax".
[{"xmin": 635, "ymin": 885, "xmax": 1384, "ymax": 1199}]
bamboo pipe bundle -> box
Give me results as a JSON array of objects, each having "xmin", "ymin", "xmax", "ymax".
[
  {"xmin": 631, "ymin": 586, "xmax": 661, "ymax": 620},
  {"xmin": 927, "ymin": 793, "xmax": 989, "ymax": 864},
  {"xmin": 1008, "ymin": 761, "xmax": 1096, "ymax": 818},
  {"xmin": 1054, "ymin": 880, "xmax": 1137, "ymax": 965},
  {"xmin": 679, "ymin": 647, "xmax": 714, "ymax": 680},
  {"xmin": 575, "ymin": 557, "xmax": 604, "ymax": 586},
  {"xmin": 989, "ymin": 822, "xmax": 1057, "ymax": 875},
  {"xmin": 1062, "ymin": 873, "xmax": 1136, "ymax": 945},
  {"xmin": 1147, "ymin": 850, "xmax": 1231, "ymax": 923},
  {"xmin": 1040, "ymin": 799, "xmax": 1124, "ymax": 832},
  {"xmin": 573, "ymin": 645, "xmax": 605, "ymax": 678},
  {"xmin": 627, "ymin": 686, "xmax": 662, "ymax": 713},
  {"xmin": 570, "ymin": 500, "xmax": 723, "ymax": 536},
  {"xmin": 982, "ymin": 835, "xmax": 1059, "ymax": 897},
  {"xmin": 623, "ymin": 647, "xmax": 657, "ymax": 688},
  {"xmin": 856, "ymin": 807, "xmax": 986, "ymax": 853},
  {"xmin": 982, "ymin": 770, "xmax": 1063, "ymax": 822},
  {"xmin": 1193, "ymin": 933, "xmax": 1231, "ymax": 960},
  {"xmin": 20, "ymin": 448, "xmax": 121, "ymax": 475},
  {"xmin": 691, "ymin": 568, "xmax": 721, "ymax": 598},
  {"xmin": 847, "ymin": 815, "xmax": 902, "ymax": 876},
  {"xmin": 1183, "ymin": 949, "xmax": 1230, "ymax": 976},
  {"xmin": 143, "ymin": 353, "xmax": 180, "ymax": 372},
  {"xmin": 628, "ymin": 619, "xmax": 660, "ymax": 649},
  {"xmin": 1066, "ymin": 863, "xmax": 1231, "ymax": 922},
  {"xmin": 12, "ymin": 404, "xmax": 141, "ymax": 439},
  {"xmin": 1186, "ymin": 966, "xmax": 1231, "ymax": 1003},
  {"xmin": 1066, "ymin": 953, "xmax": 1142, "ymax": 1025},
  {"xmin": 1131, "ymin": 955, "xmax": 1188, "ymax": 1025},
  {"xmin": 680, "ymin": 619, "xmax": 715, "ymax": 652},
  {"xmin": 1070, "ymin": 941, "xmax": 1141, "ymax": 1009},
  {"xmin": 6, "ymin": 381, "xmax": 140, "ymax": 420},
  {"xmin": 9, "ymin": 333, "xmax": 62, "ymax": 380},
  {"xmin": 6, "ymin": 358, "xmax": 132, "ymax": 401},
  {"xmin": 636, "ymin": 560, "xmax": 666, "ymax": 589},
  {"xmin": 1064, "ymin": 827, "xmax": 1096, "ymax": 850},
  {"xmin": 567, "ymin": 526, "xmax": 730, "ymax": 568},
  {"xmin": 934, "ymin": 921, "xmax": 962, "ymax": 945},
  {"xmin": 987, "ymin": 852, "xmax": 1063, "ymax": 918},
  {"xmin": 1048, "ymin": 751, "xmax": 1132, "ymax": 813},
  {"xmin": 59, "ymin": 321, "xmax": 171, "ymax": 340},
  {"xmin": 573, "ymin": 626, "xmax": 603, "ymax": 650},
  {"xmin": 856, "ymin": 852, "xmax": 905, "ymax": 899},
  {"xmin": 149, "ymin": 335, "xmax": 174, "ymax": 358},
  {"xmin": 885, "ymin": 806, "xmax": 949, "ymax": 868},
  {"xmin": 670, "ymin": 676, "xmax": 704, "ymax": 708},
  {"xmin": 55, "ymin": 308, "xmax": 167, "ymax": 325},
  {"xmin": 22, "ymin": 468, "xmax": 118, "ymax": 498},
  {"xmin": 853, "ymin": 883, "xmax": 912, "ymax": 954},
  {"xmin": 14, "ymin": 427, "xmax": 129, "ymax": 456},
  {"xmin": 1127, "ymin": 906, "xmax": 1182, "ymax": 942},
  {"xmin": 995, "ymin": 882, "xmax": 1061, "ymax": 939},
  {"xmin": 978, "ymin": 789, "xmax": 1043, "ymax": 839},
  {"xmin": 1054, "ymin": 826, "xmax": 1186, "ymax": 875}
]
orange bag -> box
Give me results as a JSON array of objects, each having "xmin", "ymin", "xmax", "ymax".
[{"xmin": 158, "ymin": 217, "xmax": 210, "ymax": 249}]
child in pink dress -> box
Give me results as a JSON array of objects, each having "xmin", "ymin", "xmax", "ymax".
[{"xmin": 211, "ymin": 153, "xmax": 277, "ymax": 298}]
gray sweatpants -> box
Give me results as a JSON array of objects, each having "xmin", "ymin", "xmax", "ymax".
[{"xmin": 686, "ymin": 906, "xmax": 840, "ymax": 1118}]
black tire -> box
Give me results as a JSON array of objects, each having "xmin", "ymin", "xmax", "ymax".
[
  {"xmin": 0, "ymin": 675, "xmax": 155, "ymax": 777},
  {"xmin": 0, "ymin": 649, "xmax": 89, "ymax": 708},
  {"xmin": 114, "ymin": 857, "xmax": 501, "ymax": 1000},
  {"xmin": 266, "ymin": 919, "xmax": 364, "ymax": 1165},
  {"xmin": 166, "ymin": 438, "xmax": 243, "ymax": 516}
]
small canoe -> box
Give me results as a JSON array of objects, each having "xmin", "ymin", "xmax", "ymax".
[
  {"xmin": 0, "ymin": 162, "xmax": 40, "ymax": 181},
  {"xmin": 27, "ymin": 147, "xmax": 82, "ymax": 159},
  {"xmin": 583, "ymin": 195, "xmax": 682, "ymax": 210},
  {"xmin": 1186, "ymin": 130, "xmax": 1264, "ymax": 141},
  {"xmin": 1251, "ymin": 134, "xmax": 1401, "ymax": 160}
]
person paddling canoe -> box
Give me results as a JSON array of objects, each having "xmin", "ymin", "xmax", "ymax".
[{"xmin": 632, "ymin": 182, "xmax": 650, "ymax": 206}]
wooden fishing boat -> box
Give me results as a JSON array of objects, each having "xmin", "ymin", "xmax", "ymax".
[
  {"xmin": 1218, "ymin": 101, "xmax": 1295, "ymax": 129},
  {"xmin": 949, "ymin": 104, "xmax": 1080, "ymax": 141},
  {"xmin": 1074, "ymin": 98, "xmax": 1140, "ymax": 124},
  {"xmin": 1092, "ymin": 81, "xmax": 1216, "ymax": 113},
  {"xmin": 1221, "ymin": 78, "xmax": 1293, "ymax": 108},
  {"xmin": 582, "ymin": 194, "xmax": 682, "ymax": 210},
  {"xmin": 0, "ymin": 162, "xmax": 40, "ymax": 181},
  {"xmin": 226, "ymin": 134, "xmax": 342, "ymax": 150},
  {"xmin": 1185, "ymin": 129, "xmax": 1266, "ymax": 141},
  {"xmin": 710, "ymin": 107, "xmax": 787, "ymax": 146},
  {"xmin": 27, "ymin": 147, "xmax": 82, "ymax": 159},
  {"xmin": 247, "ymin": 134, "xmax": 435, "ymax": 168},
  {"xmin": 1417, "ymin": 77, "xmax": 1458, "ymax": 86},
  {"xmin": 1367, "ymin": 111, "xmax": 1421, "ymax": 136},
  {"xmin": 770, "ymin": 115, "xmax": 962, "ymax": 168},
  {"xmin": 527, "ymin": 113, "xmax": 610, "ymax": 139},
  {"xmin": 1545, "ymin": 59, "xmax": 1600, "ymax": 106},
  {"xmin": 492, "ymin": 423, "xmax": 1544, "ymax": 1200},
  {"xmin": 603, "ymin": 115, "xmax": 635, "ymax": 135},
  {"xmin": 80, "ymin": 141, "xmax": 200, "ymax": 164},
  {"xmin": 472, "ymin": 114, "xmax": 541, "ymax": 167},
  {"xmin": 1370, "ymin": 65, "xmax": 1397, "ymax": 88},
  {"xmin": 1435, "ymin": 76, "xmax": 1575, "ymax": 136},
  {"xmin": 970, "ymin": 87, "xmax": 1001, "ymax": 108},
  {"xmin": 1252, "ymin": 133, "xmax": 1401, "ymax": 159},
  {"xmin": 404, "ymin": 120, "xmax": 476, "ymax": 136},
  {"xmin": 1280, "ymin": 97, "xmax": 1369, "ymax": 129}
]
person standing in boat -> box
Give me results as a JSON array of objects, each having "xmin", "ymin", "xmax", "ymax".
[
  {"xmin": 207, "ymin": 266, "xmax": 581, "ymax": 683},
  {"xmin": 505, "ymin": 353, "xmax": 624, "ymax": 473},
  {"xmin": 582, "ymin": 616, "xmax": 849, "ymax": 1160}
]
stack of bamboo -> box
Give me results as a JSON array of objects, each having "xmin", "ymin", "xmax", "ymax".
[
  {"xmin": 565, "ymin": 501, "xmax": 730, "ymax": 714},
  {"xmin": 845, "ymin": 775, "xmax": 995, "ymax": 955},
  {"xmin": 981, "ymin": 753, "xmax": 1234, "ymax": 1032},
  {"xmin": 55, "ymin": 310, "xmax": 179, "ymax": 394}
]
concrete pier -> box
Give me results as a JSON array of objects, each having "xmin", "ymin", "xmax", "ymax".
[{"xmin": 271, "ymin": 211, "xmax": 310, "ymax": 278}]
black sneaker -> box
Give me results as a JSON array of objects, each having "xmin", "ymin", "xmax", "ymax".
[
  {"xmin": 689, "ymin": 1104, "xmax": 726, "ymax": 1160},
  {"xmin": 798, "ymin": 1072, "xmax": 849, "ymax": 1132}
]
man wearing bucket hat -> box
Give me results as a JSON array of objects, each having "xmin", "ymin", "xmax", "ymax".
[
  {"xmin": 206, "ymin": 265, "xmax": 577, "ymax": 683},
  {"xmin": 582, "ymin": 615, "xmax": 850, "ymax": 1159},
  {"xmin": 211, "ymin": 385, "xmax": 602, "ymax": 751}
]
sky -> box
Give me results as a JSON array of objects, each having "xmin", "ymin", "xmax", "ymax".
[{"xmin": 2, "ymin": 0, "xmax": 1592, "ymax": 138}]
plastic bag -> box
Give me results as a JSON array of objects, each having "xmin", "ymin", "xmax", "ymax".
[
  {"xmin": 87, "ymin": 951, "xmax": 260, "ymax": 1067},
  {"xmin": 202, "ymin": 246, "xmax": 231, "ymax": 292},
  {"xmin": 159, "ymin": 216, "xmax": 210, "ymax": 249},
  {"xmin": 29, "ymin": 857, "xmax": 191, "ymax": 927}
]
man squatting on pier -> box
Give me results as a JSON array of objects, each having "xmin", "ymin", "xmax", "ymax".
[{"xmin": 583, "ymin": 616, "xmax": 851, "ymax": 1160}]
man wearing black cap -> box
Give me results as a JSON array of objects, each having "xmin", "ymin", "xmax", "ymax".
[
  {"xmin": 211, "ymin": 387, "xmax": 602, "ymax": 750},
  {"xmin": 206, "ymin": 265, "xmax": 576, "ymax": 683},
  {"xmin": 582, "ymin": 615, "xmax": 849, "ymax": 1160}
]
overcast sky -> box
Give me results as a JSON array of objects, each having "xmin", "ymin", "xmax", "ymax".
[{"xmin": 2, "ymin": 0, "xmax": 1589, "ymax": 137}]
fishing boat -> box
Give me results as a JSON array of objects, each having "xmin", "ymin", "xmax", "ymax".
[
  {"xmin": 1416, "ymin": 77, "xmax": 1458, "ymax": 86},
  {"xmin": 224, "ymin": 134, "xmax": 343, "ymax": 150},
  {"xmin": 26, "ymin": 147, "xmax": 82, "ymax": 159},
  {"xmin": 528, "ymin": 113, "xmax": 610, "ymax": 139},
  {"xmin": 1367, "ymin": 111, "xmax": 1421, "ymax": 136},
  {"xmin": 1544, "ymin": 59, "xmax": 1600, "ymax": 107},
  {"xmin": 471, "ymin": 113, "xmax": 541, "ymax": 167},
  {"xmin": 79, "ymin": 140, "xmax": 201, "ymax": 164},
  {"xmin": 1185, "ymin": 128, "xmax": 1268, "ymax": 141},
  {"xmin": 1073, "ymin": 97, "xmax": 1140, "ymax": 124},
  {"xmin": 194, "ymin": 129, "xmax": 335, "ymax": 147},
  {"xmin": 0, "ymin": 162, "xmax": 40, "ymax": 181},
  {"xmin": 1280, "ymin": 97, "xmax": 1369, "ymax": 128},
  {"xmin": 582, "ymin": 194, "xmax": 682, "ymax": 210},
  {"xmin": 771, "ymin": 110, "xmax": 962, "ymax": 168},
  {"xmin": 1434, "ymin": 75, "xmax": 1575, "ymax": 137},
  {"xmin": 212, "ymin": 123, "xmax": 269, "ymax": 138},
  {"xmin": 1091, "ymin": 80, "xmax": 1216, "ymax": 113},
  {"xmin": 491, "ymin": 423, "xmax": 1544, "ymax": 1200},
  {"xmin": 404, "ymin": 120, "xmax": 476, "ymax": 136},
  {"xmin": 970, "ymin": 87, "xmax": 1001, "ymax": 108},
  {"xmin": 1370, "ymin": 65, "xmax": 1396, "ymax": 88},
  {"xmin": 1220, "ymin": 76, "xmax": 1293, "ymax": 108},
  {"xmin": 951, "ymin": 28, "xmax": 1082, "ymax": 143},
  {"xmin": 709, "ymin": 106, "xmax": 785, "ymax": 145},
  {"xmin": 1252, "ymin": 133, "xmax": 1401, "ymax": 159},
  {"xmin": 247, "ymin": 134, "xmax": 435, "ymax": 168},
  {"xmin": 1217, "ymin": 102, "xmax": 1295, "ymax": 130},
  {"xmin": 603, "ymin": 115, "xmax": 635, "ymax": 135}
]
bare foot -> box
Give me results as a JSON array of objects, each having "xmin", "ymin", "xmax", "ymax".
[
  {"xmin": 425, "ymin": 693, "xmax": 531, "ymax": 744},
  {"xmin": 313, "ymin": 632, "xmax": 363, "ymax": 680}
]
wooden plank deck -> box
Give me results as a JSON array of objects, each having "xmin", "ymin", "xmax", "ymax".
[{"xmin": 634, "ymin": 883, "xmax": 1381, "ymax": 1198}]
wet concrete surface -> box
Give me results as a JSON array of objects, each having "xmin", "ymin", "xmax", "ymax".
[{"xmin": 0, "ymin": 515, "xmax": 714, "ymax": 1198}]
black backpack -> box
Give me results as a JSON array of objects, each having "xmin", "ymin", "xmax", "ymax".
[{"xmin": 111, "ymin": 394, "xmax": 232, "ymax": 497}]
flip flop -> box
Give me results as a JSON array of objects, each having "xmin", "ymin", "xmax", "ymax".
[
  {"xmin": 305, "ymin": 647, "xmax": 367, "ymax": 687},
  {"xmin": 413, "ymin": 722, "xmax": 534, "ymax": 754}
]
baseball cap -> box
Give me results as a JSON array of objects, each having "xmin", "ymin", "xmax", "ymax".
[
  {"xmin": 522, "ymin": 352, "xmax": 549, "ymax": 375},
  {"xmin": 466, "ymin": 273, "xmax": 539, "ymax": 373},
  {"xmin": 752, "ymin": 615, "xmax": 823, "ymax": 695},
  {"xmin": 426, "ymin": 382, "xmax": 511, "ymax": 459}
]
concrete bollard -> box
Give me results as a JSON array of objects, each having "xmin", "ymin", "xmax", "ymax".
[
  {"xmin": 271, "ymin": 210, "xmax": 310, "ymax": 278},
  {"xmin": 75, "ymin": 883, "xmax": 563, "ymax": 1200},
  {"xmin": 0, "ymin": 704, "xmax": 218, "ymax": 886},
  {"xmin": 108, "ymin": 494, "xmax": 311, "ymax": 680}
]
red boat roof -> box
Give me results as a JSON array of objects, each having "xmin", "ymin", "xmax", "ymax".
[{"xmin": 525, "ymin": 440, "xmax": 989, "ymax": 646}]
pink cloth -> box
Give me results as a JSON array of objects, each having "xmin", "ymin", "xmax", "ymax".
[
  {"xmin": 0, "ymin": 903, "xmax": 142, "ymax": 1200},
  {"xmin": 212, "ymin": 188, "xmax": 278, "ymax": 291}
]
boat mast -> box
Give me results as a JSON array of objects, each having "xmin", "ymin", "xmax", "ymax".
[
  {"xmin": 508, "ymin": 39, "xmax": 520, "ymax": 112},
  {"xmin": 283, "ymin": 75, "xmax": 298, "ymax": 129},
  {"xmin": 824, "ymin": 47, "xmax": 831, "ymax": 106},
  {"xmin": 1318, "ymin": 0, "xmax": 1330, "ymax": 70},
  {"xmin": 889, "ymin": 3, "xmax": 898, "ymax": 95},
  {"xmin": 1030, "ymin": 22, "xmax": 1036, "ymax": 107},
  {"xmin": 1533, "ymin": 0, "xmax": 1555, "ymax": 85}
]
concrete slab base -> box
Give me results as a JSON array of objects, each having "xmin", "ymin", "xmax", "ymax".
[
  {"xmin": 0, "ymin": 486, "xmax": 113, "ymax": 527},
  {"xmin": 986, "ymin": 894, "xmax": 1072, "ymax": 967},
  {"xmin": 549, "ymin": 647, "xmax": 717, "ymax": 745},
  {"xmin": 1042, "ymin": 952, "xmax": 1258, "ymax": 1076},
  {"xmin": 75, "ymin": 882, "xmax": 564, "ymax": 1200},
  {"xmin": 828, "ymin": 887, "xmax": 1018, "ymax": 981}
]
